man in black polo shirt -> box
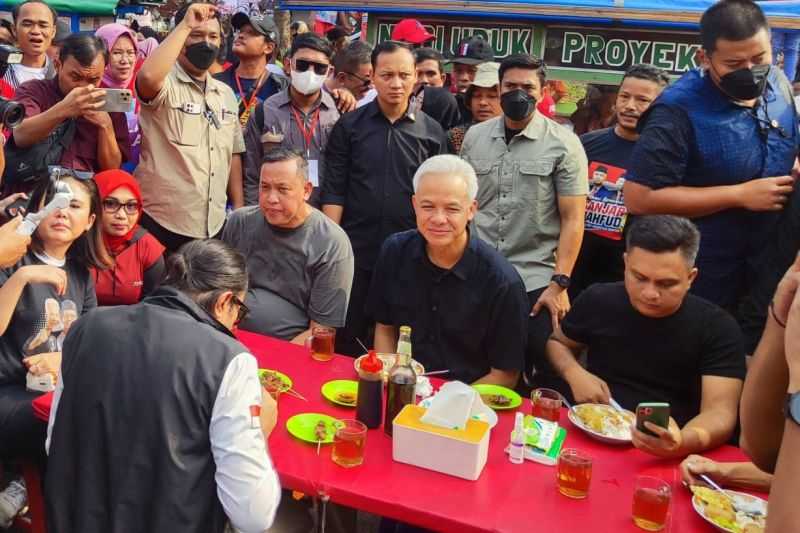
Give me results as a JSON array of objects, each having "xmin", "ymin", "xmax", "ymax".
[
  {"xmin": 570, "ymin": 64, "xmax": 670, "ymax": 298},
  {"xmin": 322, "ymin": 41, "xmax": 447, "ymax": 356},
  {"xmin": 367, "ymin": 155, "xmax": 527, "ymax": 386},
  {"xmin": 547, "ymin": 215, "xmax": 745, "ymax": 458}
]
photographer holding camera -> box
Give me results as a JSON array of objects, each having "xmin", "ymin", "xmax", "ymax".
[{"xmin": 7, "ymin": 33, "xmax": 129, "ymax": 185}]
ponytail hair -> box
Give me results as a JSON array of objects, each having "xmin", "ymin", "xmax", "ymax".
[{"xmin": 162, "ymin": 239, "xmax": 248, "ymax": 316}]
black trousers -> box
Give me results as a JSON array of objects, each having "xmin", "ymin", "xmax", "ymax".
[
  {"xmin": 569, "ymin": 233, "xmax": 625, "ymax": 301},
  {"xmin": 335, "ymin": 267, "xmax": 374, "ymax": 357},
  {"xmin": 140, "ymin": 213, "xmax": 226, "ymax": 254},
  {"xmin": 526, "ymin": 287, "xmax": 572, "ymax": 398},
  {"xmin": 0, "ymin": 384, "xmax": 46, "ymax": 461}
]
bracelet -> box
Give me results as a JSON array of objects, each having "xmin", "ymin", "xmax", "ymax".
[{"xmin": 770, "ymin": 301, "xmax": 787, "ymax": 328}]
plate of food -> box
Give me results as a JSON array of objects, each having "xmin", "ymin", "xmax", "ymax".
[
  {"xmin": 321, "ymin": 380, "xmax": 358, "ymax": 407},
  {"xmin": 691, "ymin": 486, "xmax": 766, "ymax": 533},
  {"xmin": 354, "ymin": 353, "xmax": 425, "ymax": 382},
  {"xmin": 286, "ymin": 413, "xmax": 341, "ymax": 445},
  {"xmin": 258, "ymin": 369, "xmax": 293, "ymax": 398},
  {"xmin": 567, "ymin": 403, "xmax": 636, "ymax": 444},
  {"xmin": 472, "ymin": 384, "xmax": 522, "ymax": 410}
]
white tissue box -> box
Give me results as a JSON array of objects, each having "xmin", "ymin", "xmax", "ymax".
[{"xmin": 392, "ymin": 404, "xmax": 490, "ymax": 481}]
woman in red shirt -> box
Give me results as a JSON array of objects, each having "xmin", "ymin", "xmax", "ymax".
[{"xmin": 92, "ymin": 170, "xmax": 164, "ymax": 305}]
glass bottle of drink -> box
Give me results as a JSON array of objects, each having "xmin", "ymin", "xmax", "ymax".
[
  {"xmin": 356, "ymin": 350, "xmax": 383, "ymax": 429},
  {"xmin": 385, "ymin": 326, "xmax": 417, "ymax": 436}
]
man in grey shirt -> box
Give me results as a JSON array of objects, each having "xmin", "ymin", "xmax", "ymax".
[
  {"xmin": 461, "ymin": 54, "xmax": 588, "ymax": 386},
  {"xmin": 222, "ymin": 148, "xmax": 354, "ymax": 342}
]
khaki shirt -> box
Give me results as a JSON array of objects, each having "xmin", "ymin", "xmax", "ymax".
[
  {"xmin": 461, "ymin": 113, "xmax": 588, "ymax": 291},
  {"xmin": 136, "ymin": 63, "xmax": 245, "ymax": 238}
]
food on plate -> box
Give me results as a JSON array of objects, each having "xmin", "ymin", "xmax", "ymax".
[
  {"xmin": 481, "ymin": 393, "xmax": 511, "ymax": 407},
  {"xmin": 314, "ymin": 420, "xmax": 329, "ymax": 441},
  {"xmin": 260, "ymin": 371, "xmax": 288, "ymax": 391},
  {"xmin": 573, "ymin": 404, "xmax": 635, "ymax": 440},
  {"xmin": 691, "ymin": 486, "xmax": 766, "ymax": 533},
  {"xmin": 335, "ymin": 391, "xmax": 357, "ymax": 405}
]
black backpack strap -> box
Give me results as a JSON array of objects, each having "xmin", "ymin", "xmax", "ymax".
[{"xmin": 128, "ymin": 227, "xmax": 147, "ymax": 246}]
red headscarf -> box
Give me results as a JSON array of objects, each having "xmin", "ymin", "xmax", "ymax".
[{"xmin": 94, "ymin": 169, "xmax": 143, "ymax": 255}]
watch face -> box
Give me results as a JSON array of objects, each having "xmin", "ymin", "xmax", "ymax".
[{"xmin": 790, "ymin": 393, "xmax": 800, "ymax": 423}]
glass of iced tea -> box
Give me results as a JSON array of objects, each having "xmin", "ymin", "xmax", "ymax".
[
  {"xmin": 557, "ymin": 448, "xmax": 592, "ymax": 499},
  {"xmin": 307, "ymin": 326, "xmax": 336, "ymax": 362},
  {"xmin": 532, "ymin": 388, "xmax": 562, "ymax": 423},
  {"xmin": 331, "ymin": 419, "xmax": 367, "ymax": 468},
  {"xmin": 632, "ymin": 476, "xmax": 671, "ymax": 531}
]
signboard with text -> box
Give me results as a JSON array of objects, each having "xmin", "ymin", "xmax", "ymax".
[
  {"xmin": 542, "ymin": 26, "xmax": 701, "ymax": 76},
  {"xmin": 374, "ymin": 16, "xmax": 535, "ymax": 59}
]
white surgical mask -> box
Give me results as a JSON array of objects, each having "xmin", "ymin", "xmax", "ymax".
[{"xmin": 291, "ymin": 68, "xmax": 327, "ymax": 95}]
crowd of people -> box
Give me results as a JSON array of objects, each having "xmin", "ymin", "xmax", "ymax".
[{"xmin": 0, "ymin": 0, "xmax": 798, "ymax": 531}]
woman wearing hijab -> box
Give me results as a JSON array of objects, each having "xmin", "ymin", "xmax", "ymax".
[
  {"xmin": 92, "ymin": 170, "xmax": 165, "ymax": 306},
  {"xmin": 95, "ymin": 23, "xmax": 144, "ymax": 171}
]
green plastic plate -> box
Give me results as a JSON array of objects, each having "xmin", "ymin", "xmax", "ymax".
[
  {"xmin": 286, "ymin": 413, "xmax": 341, "ymax": 444},
  {"xmin": 321, "ymin": 380, "xmax": 359, "ymax": 407},
  {"xmin": 258, "ymin": 368, "xmax": 293, "ymax": 389},
  {"xmin": 472, "ymin": 384, "xmax": 522, "ymax": 410}
]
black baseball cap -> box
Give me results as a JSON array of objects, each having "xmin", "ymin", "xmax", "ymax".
[
  {"xmin": 449, "ymin": 35, "xmax": 495, "ymax": 65},
  {"xmin": 232, "ymin": 12, "xmax": 279, "ymax": 48}
]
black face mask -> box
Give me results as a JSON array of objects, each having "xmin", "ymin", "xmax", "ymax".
[
  {"xmin": 185, "ymin": 41, "xmax": 219, "ymax": 71},
  {"xmin": 501, "ymin": 89, "xmax": 536, "ymax": 121},
  {"xmin": 716, "ymin": 64, "xmax": 770, "ymax": 101}
]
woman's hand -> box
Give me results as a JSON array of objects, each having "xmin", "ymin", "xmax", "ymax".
[
  {"xmin": 18, "ymin": 265, "xmax": 67, "ymax": 295},
  {"xmin": 24, "ymin": 351, "xmax": 62, "ymax": 379}
]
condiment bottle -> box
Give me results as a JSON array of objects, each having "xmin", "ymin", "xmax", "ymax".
[
  {"xmin": 385, "ymin": 326, "xmax": 416, "ymax": 436},
  {"xmin": 356, "ymin": 350, "xmax": 383, "ymax": 429},
  {"xmin": 509, "ymin": 412, "xmax": 525, "ymax": 464}
]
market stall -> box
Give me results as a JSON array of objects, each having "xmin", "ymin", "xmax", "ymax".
[{"xmin": 0, "ymin": 0, "xmax": 150, "ymax": 33}]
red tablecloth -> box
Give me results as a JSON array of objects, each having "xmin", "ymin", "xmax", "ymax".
[
  {"xmin": 33, "ymin": 330, "xmax": 762, "ymax": 532},
  {"xmin": 238, "ymin": 330, "xmax": 762, "ymax": 533}
]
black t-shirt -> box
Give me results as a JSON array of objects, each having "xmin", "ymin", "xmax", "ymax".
[
  {"xmin": 420, "ymin": 86, "xmax": 462, "ymax": 130},
  {"xmin": 0, "ymin": 252, "xmax": 97, "ymax": 385},
  {"xmin": 580, "ymin": 127, "xmax": 636, "ymax": 242},
  {"xmin": 366, "ymin": 230, "xmax": 528, "ymax": 384},
  {"xmin": 560, "ymin": 282, "xmax": 746, "ymax": 426}
]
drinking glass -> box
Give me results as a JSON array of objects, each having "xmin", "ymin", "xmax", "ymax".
[
  {"xmin": 557, "ymin": 448, "xmax": 592, "ymax": 499},
  {"xmin": 331, "ymin": 419, "xmax": 367, "ymax": 468},
  {"xmin": 306, "ymin": 326, "xmax": 336, "ymax": 362},
  {"xmin": 632, "ymin": 476, "xmax": 671, "ymax": 531},
  {"xmin": 532, "ymin": 388, "xmax": 562, "ymax": 423}
]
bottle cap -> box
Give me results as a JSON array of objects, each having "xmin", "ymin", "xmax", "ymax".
[{"xmin": 360, "ymin": 350, "xmax": 383, "ymax": 373}]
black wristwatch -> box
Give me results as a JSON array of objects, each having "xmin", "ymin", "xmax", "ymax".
[
  {"xmin": 786, "ymin": 392, "xmax": 800, "ymax": 426},
  {"xmin": 551, "ymin": 274, "xmax": 571, "ymax": 289}
]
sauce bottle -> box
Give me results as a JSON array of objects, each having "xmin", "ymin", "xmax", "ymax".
[
  {"xmin": 385, "ymin": 326, "xmax": 417, "ymax": 436},
  {"xmin": 356, "ymin": 350, "xmax": 384, "ymax": 429}
]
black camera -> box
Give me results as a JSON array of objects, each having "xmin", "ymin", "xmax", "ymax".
[{"xmin": 0, "ymin": 44, "xmax": 25, "ymax": 128}]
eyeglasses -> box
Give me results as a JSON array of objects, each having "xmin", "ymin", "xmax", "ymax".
[
  {"xmin": 232, "ymin": 295, "xmax": 250, "ymax": 325},
  {"xmin": 294, "ymin": 58, "xmax": 329, "ymax": 76},
  {"xmin": 345, "ymin": 71, "xmax": 371, "ymax": 88},
  {"xmin": 110, "ymin": 50, "xmax": 137, "ymax": 60},
  {"xmin": 102, "ymin": 197, "xmax": 141, "ymax": 215}
]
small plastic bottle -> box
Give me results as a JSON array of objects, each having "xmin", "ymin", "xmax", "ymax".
[{"xmin": 509, "ymin": 412, "xmax": 526, "ymax": 464}]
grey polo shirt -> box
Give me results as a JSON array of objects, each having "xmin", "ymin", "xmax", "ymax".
[
  {"xmin": 460, "ymin": 113, "xmax": 588, "ymax": 292},
  {"xmin": 242, "ymin": 89, "xmax": 340, "ymax": 206}
]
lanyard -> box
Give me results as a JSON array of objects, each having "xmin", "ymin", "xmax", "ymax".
[
  {"xmin": 235, "ymin": 71, "xmax": 266, "ymax": 126},
  {"xmin": 290, "ymin": 105, "xmax": 321, "ymax": 156}
]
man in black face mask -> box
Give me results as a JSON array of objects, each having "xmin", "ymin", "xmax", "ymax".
[
  {"xmin": 460, "ymin": 54, "xmax": 588, "ymax": 389},
  {"xmin": 135, "ymin": 2, "xmax": 246, "ymax": 252},
  {"xmin": 625, "ymin": 0, "xmax": 800, "ymax": 313}
]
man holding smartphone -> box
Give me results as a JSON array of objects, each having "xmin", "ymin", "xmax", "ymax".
[
  {"xmin": 546, "ymin": 215, "xmax": 745, "ymax": 458},
  {"xmin": 11, "ymin": 33, "xmax": 130, "ymax": 173}
]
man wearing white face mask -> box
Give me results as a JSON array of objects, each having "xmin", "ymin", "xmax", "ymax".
[{"xmin": 242, "ymin": 33, "xmax": 340, "ymax": 207}]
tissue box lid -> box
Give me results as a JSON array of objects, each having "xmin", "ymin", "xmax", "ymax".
[{"xmin": 394, "ymin": 405, "xmax": 489, "ymax": 444}]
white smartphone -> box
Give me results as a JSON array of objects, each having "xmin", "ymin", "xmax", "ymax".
[{"xmin": 100, "ymin": 88, "xmax": 134, "ymax": 113}]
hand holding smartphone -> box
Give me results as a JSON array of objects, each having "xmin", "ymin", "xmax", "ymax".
[
  {"xmin": 635, "ymin": 402, "xmax": 670, "ymax": 437},
  {"xmin": 99, "ymin": 89, "xmax": 134, "ymax": 113}
]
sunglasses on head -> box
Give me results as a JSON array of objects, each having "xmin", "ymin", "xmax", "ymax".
[
  {"xmin": 48, "ymin": 165, "xmax": 94, "ymax": 181},
  {"xmin": 294, "ymin": 58, "xmax": 329, "ymax": 76},
  {"xmin": 102, "ymin": 197, "xmax": 141, "ymax": 215}
]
